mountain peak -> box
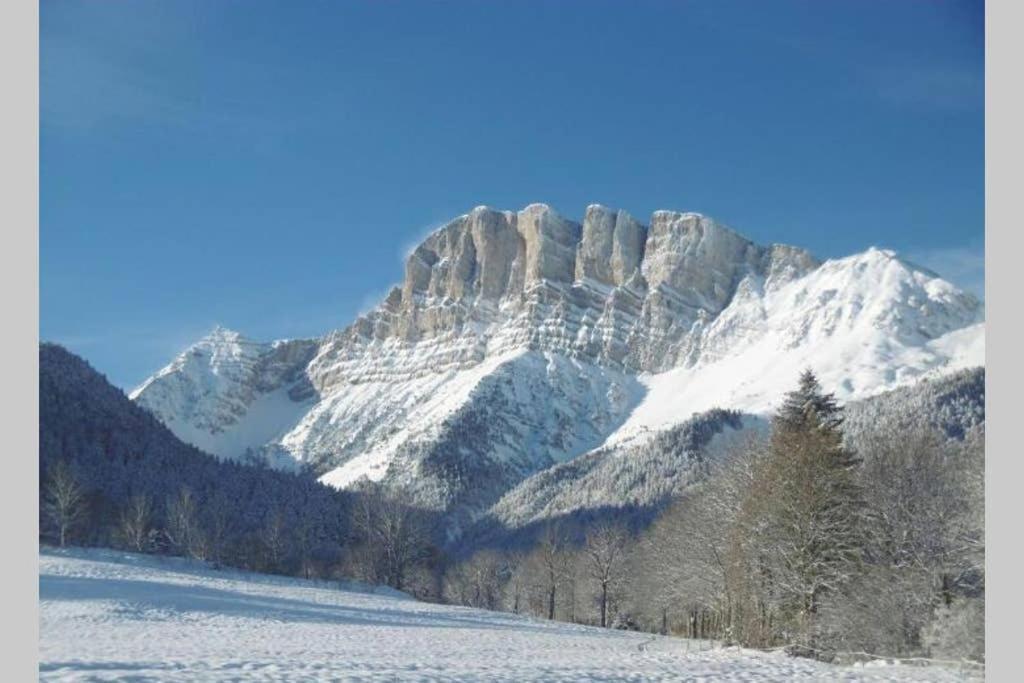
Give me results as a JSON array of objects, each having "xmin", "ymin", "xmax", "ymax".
[
  {"xmin": 202, "ymin": 325, "xmax": 245, "ymax": 344},
  {"xmin": 130, "ymin": 204, "xmax": 984, "ymax": 516}
]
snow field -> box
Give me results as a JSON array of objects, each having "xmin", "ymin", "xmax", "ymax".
[{"xmin": 40, "ymin": 548, "xmax": 980, "ymax": 682}]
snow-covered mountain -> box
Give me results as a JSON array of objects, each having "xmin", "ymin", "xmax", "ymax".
[
  {"xmin": 129, "ymin": 328, "xmax": 320, "ymax": 470},
  {"xmin": 465, "ymin": 367, "xmax": 985, "ymax": 551},
  {"xmin": 131, "ymin": 203, "xmax": 984, "ymax": 525}
]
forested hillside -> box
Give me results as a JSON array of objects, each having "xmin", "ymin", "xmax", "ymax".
[{"xmin": 40, "ymin": 343, "xmax": 355, "ymax": 578}]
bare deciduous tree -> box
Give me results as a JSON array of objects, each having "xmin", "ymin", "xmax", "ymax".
[
  {"xmin": 350, "ymin": 485, "xmax": 431, "ymax": 592},
  {"xmin": 166, "ymin": 486, "xmax": 206, "ymax": 560},
  {"xmin": 118, "ymin": 494, "xmax": 152, "ymax": 552},
  {"xmin": 296, "ymin": 516, "xmax": 319, "ymax": 579},
  {"xmin": 502, "ymin": 551, "xmax": 527, "ymax": 614},
  {"xmin": 822, "ymin": 423, "xmax": 987, "ymax": 656},
  {"xmin": 443, "ymin": 549, "xmax": 506, "ymax": 610},
  {"xmin": 527, "ymin": 523, "xmax": 573, "ymax": 620},
  {"xmin": 204, "ymin": 492, "xmax": 235, "ymax": 567},
  {"xmin": 261, "ymin": 509, "xmax": 288, "ymax": 573},
  {"xmin": 42, "ymin": 460, "xmax": 85, "ymax": 547},
  {"xmin": 584, "ymin": 523, "xmax": 629, "ymax": 627},
  {"xmin": 626, "ymin": 432, "xmax": 764, "ymax": 639}
]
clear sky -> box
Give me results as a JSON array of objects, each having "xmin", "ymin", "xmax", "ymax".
[{"xmin": 41, "ymin": 0, "xmax": 984, "ymax": 389}]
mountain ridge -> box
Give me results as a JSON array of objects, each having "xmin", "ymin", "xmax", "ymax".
[{"xmin": 130, "ymin": 203, "xmax": 984, "ymax": 527}]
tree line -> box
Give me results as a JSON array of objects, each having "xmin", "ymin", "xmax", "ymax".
[
  {"xmin": 40, "ymin": 344, "xmax": 984, "ymax": 663},
  {"xmin": 41, "ymin": 462, "xmax": 444, "ymax": 595},
  {"xmin": 440, "ymin": 371, "xmax": 985, "ymax": 664}
]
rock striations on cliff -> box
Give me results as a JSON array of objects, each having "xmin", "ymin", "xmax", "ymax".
[{"xmin": 131, "ymin": 203, "xmax": 984, "ymax": 529}]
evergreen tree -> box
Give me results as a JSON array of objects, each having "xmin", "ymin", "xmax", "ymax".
[
  {"xmin": 775, "ymin": 369, "xmax": 844, "ymax": 432},
  {"xmin": 738, "ymin": 370, "xmax": 869, "ymax": 648}
]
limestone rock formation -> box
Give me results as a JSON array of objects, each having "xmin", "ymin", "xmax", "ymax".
[{"xmin": 131, "ymin": 203, "xmax": 984, "ymax": 529}]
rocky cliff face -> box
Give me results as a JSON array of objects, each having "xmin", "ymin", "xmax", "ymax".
[
  {"xmin": 131, "ymin": 203, "xmax": 984, "ymax": 529},
  {"xmin": 310, "ymin": 204, "xmax": 819, "ymax": 394}
]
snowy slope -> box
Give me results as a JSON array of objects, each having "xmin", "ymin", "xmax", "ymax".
[
  {"xmin": 39, "ymin": 547, "xmax": 981, "ymax": 682},
  {"xmin": 481, "ymin": 410, "xmax": 750, "ymax": 535},
  {"xmin": 476, "ymin": 367, "xmax": 985, "ymax": 544},
  {"xmin": 604, "ymin": 249, "xmax": 983, "ymax": 443},
  {"xmin": 129, "ymin": 327, "xmax": 319, "ymax": 466},
  {"xmin": 317, "ymin": 350, "xmax": 643, "ymax": 521},
  {"xmin": 130, "ymin": 205, "xmax": 983, "ymax": 522}
]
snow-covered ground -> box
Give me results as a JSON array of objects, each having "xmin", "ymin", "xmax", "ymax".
[{"xmin": 39, "ymin": 548, "xmax": 981, "ymax": 682}]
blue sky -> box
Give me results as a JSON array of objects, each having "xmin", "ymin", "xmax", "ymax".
[{"xmin": 41, "ymin": 1, "xmax": 984, "ymax": 389}]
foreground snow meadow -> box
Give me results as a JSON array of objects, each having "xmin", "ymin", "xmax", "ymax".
[{"xmin": 39, "ymin": 548, "xmax": 980, "ymax": 682}]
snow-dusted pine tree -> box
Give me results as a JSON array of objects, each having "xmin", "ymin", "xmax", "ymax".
[{"xmin": 739, "ymin": 370, "xmax": 870, "ymax": 648}]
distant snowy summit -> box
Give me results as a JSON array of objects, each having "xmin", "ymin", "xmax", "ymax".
[{"xmin": 131, "ymin": 204, "xmax": 984, "ymax": 520}]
